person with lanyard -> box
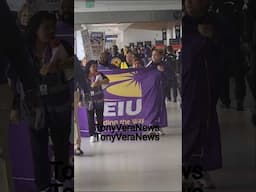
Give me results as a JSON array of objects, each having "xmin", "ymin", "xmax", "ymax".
[
  {"xmin": 182, "ymin": 0, "xmax": 223, "ymax": 189},
  {"xmin": 26, "ymin": 11, "xmax": 73, "ymax": 192},
  {"xmin": 83, "ymin": 60, "xmax": 110, "ymax": 143}
]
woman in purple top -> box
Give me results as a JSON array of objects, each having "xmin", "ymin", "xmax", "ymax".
[{"xmin": 182, "ymin": 0, "xmax": 223, "ymax": 188}]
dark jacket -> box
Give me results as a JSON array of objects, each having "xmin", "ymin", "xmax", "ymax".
[
  {"xmin": 182, "ymin": 14, "xmax": 223, "ymax": 171},
  {"xmin": 0, "ymin": 0, "xmax": 38, "ymax": 92}
]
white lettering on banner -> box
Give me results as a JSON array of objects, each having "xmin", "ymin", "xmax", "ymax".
[
  {"xmin": 118, "ymin": 101, "xmax": 124, "ymax": 116},
  {"xmin": 104, "ymin": 99, "xmax": 142, "ymax": 117},
  {"xmin": 126, "ymin": 99, "xmax": 142, "ymax": 116},
  {"xmin": 104, "ymin": 102, "xmax": 116, "ymax": 116}
]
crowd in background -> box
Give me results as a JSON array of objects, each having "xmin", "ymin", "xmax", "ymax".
[{"xmin": 76, "ymin": 44, "xmax": 182, "ymax": 102}]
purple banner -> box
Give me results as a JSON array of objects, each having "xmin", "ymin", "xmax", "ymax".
[
  {"xmin": 9, "ymin": 122, "xmax": 74, "ymax": 191},
  {"xmin": 9, "ymin": 121, "xmax": 36, "ymax": 192},
  {"xmin": 78, "ymin": 68, "xmax": 168, "ymax": 136}
]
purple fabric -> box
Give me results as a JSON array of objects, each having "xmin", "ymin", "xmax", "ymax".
[
  {"xmin": 182, "ymin": 15, "xmax": 222, "ymax": 171},
  {"xmin": 78, "ymin": 68, "xmax": 168, "ymax": 137},
  {"xmin": 78, "ymin": 107, "xmax": 89, "ymax": 137},
  {"xmin": 9, "ymin": 122, "xmax": 74, "ymax": 191},
  {"xmin": 9, "ymin": 121, "xmax": 36, "ymax": 192}
]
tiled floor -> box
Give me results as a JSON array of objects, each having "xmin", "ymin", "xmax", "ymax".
[
  {"xmin": 208, "ymin": 107, "xmax": 256, "ymax": 192},
  {"xmin": 75, "ymin": 81, "xmax": 256, "ymax": 192},
  {"xmin": 75, "ymin": 101, "xmax": 182, "ymax": 192}
]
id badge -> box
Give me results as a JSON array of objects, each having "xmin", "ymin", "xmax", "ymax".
[
  {"xmin": 90, "ymin": 91, "xmax": 95, "ymax": 96},
  {"xmin": 40, "ymin": 84, "xmax": 48, "ymax": 96}
]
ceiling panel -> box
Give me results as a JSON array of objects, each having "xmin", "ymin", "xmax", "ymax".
[
  {"xmin": 75, "ymin": 0, "xmax": 181, "ymax": 12},
  {"xmin": 75, "ymin": 10, "xmax": 182, "ymax": 24},
  {"xmin": 128, "ymin": 22, "xmax": 178, "ymax": 30}
]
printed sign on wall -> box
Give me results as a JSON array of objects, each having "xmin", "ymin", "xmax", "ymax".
[{"xmin": 90, "ymin": 32, "xmax": 104, "ymax": 60}]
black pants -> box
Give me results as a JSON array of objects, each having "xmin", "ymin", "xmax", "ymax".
[
  {"xmin": 87, "ymin": 102, "xmax": 104, "ymax": 136},
  {"xmin": 247, "ymin": 50, "xmax": 256, "ymax": 99},
  {"xmin": 220, "ymin": 73, "xmax": 246, "ymax": 105},
  {"xmin": 166, "ymin": 80, "xmax": 178, "ymax": 101},
  {"xmin": 30, "ymin": 105, "xmax": 71, "ymax": 191}
]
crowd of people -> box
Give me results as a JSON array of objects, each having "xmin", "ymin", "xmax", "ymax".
[
  {"xmin": 1, "ymin": 0, "xmax": 74, "ymax": 192},
  {"xmin": 76, "ymin": 44, "xmax": 181, "ymax": 98},
  {"xmin": 73, "ymin": 43, "xmax": 181, "ymax": 153},
  {"xmin": 2, "ymin": 0, "xmax": 256, "ymax": 191}
]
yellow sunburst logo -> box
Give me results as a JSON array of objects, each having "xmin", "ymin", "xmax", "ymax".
[
  {"xmin": 111, "ymin": 57, "xmax": 121, "ymax": 67},
  {"xmin": 106, "ymin": 72, "xmax": 142, "ymax": 97}
]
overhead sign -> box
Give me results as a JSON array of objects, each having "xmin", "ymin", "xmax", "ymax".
[
  {"xmin": 86, "ymin": 0, "xmax": 95, "ymax": 8},
  {"xmin": 144, "ymin": 41, "xmax": 152, "ymax": 47},
  {"xmin": 155, "ymin": 40, "xmax": 164, "ymax": 45},
  {"xmin": 105, "ymin": 35, "xmax": 118, "ymax": 39}
]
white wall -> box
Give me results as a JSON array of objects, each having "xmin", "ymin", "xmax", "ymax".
[{"xmin": 123, "ymin": 29, "xmax": 164, "ymax": 47}]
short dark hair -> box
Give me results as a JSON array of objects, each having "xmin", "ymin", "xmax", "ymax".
[
  {"xmin": 27, "ymin": 11, "xmax": 57, "ymax": 48},
  {"xmin": 133, "ymin": 57, "xmax": 141, "ymax": 63},
  {"xmin": 126, "ymin": 50, "xmax": 135, "ymax": 55},
  {"xmin": 152, "ymin": 48, "xmax": 163, "ymax": 55},
  {"xmin": 85, "ymin": 60, "xmax": 97, "ymax": 77}
]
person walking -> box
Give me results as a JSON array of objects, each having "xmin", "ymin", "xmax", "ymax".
[
  {"xmin": 182, "ymin": 0, "xmax": 223, "ymax": 188},
  {"xmin": 0, "ymin": 1, "xmax": 38, "ymax": 191}
]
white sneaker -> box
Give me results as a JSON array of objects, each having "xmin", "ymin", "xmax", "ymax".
[
  {"xmin": 146, "ymin": 130, "xmax": 155, "ymax": 135},
  {"xmin": 97, "ymin": 133, "xmax": 101, "ymax": 141},
  {"xmin": 90, "ymin": 136, "xmax": 97, "ymax": 143},
  {"xmin": 55, "ymin": 180, "xmax": 64, "ymax": 192},
  {"xmin": 58, "ymin": 186, "xmax": 64, "ymax": 192},
  {"xmin": 157, "ymin": 128, "xmax": 165, "ymax": 136},
  {"xmin": 95, "ymin": 132, "xmax": 102, "ymax": 139}
]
